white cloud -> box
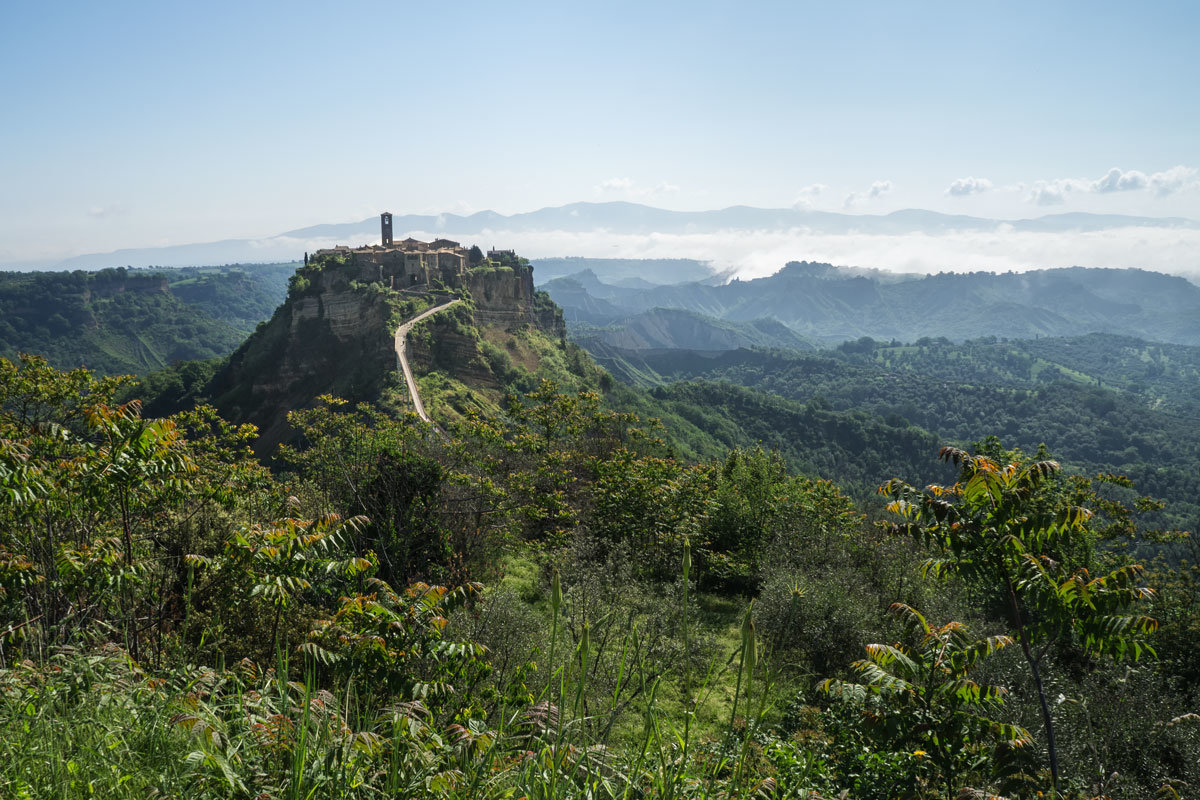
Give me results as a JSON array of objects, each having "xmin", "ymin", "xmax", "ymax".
[
  {"xmin": 1027, "ymin": 165, "xmax": 1199, "ymax": 204},
  {"xmin": 595, "ymin": 177, "xmax": 681, "ymax": 199},
  {"xmin": 596, "ymin": 177, "xmax": 634, "ymax": 192},
  {"xmin": 87, "ymin": 203, "xmax": 127, "ymax": 219},
  {"xmin": 1027, "ymin": 178, "xmax": 1088, "ymax": 206},
  {"xmin": 1148, "ymin": 165, "xmax": 1199, "ymax": 196},
  {"xmin": 868, "ymin": 180, "xmax": 892, "ymax": 199},
  {"xmin": 844, "ymin": 180, "xmax": 892, "ymax": 209},
  {"xmin": 792, "ymin": 183, "xmax": 828, "ymax": 209},
  {"xmin": 1028, "ymin": 181, "xmax": 1067, "ymax": 206},
  {"xmin": 946, "ymin": 176, "xmax": 993, "ymax": 197},
  {"xmin": 1092, "ymin": 167, "xmax": 1148, "ymax": 193}
]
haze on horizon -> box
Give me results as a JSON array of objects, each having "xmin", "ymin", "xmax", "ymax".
[{"xmin": 3, "ymin": 1, "xmax": 1199, "ymax": 274}]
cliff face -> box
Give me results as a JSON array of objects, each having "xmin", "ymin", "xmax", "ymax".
[
  {"xmin": 467, "ymin": 264, "xmax": 536, "ymax": 325},
  {"xmin": 210, "ymin": 281, "xmax": 395, "ymax": 453},
  {"xmin": 464, "ymin": 264, "xmax": 563, "ymax": 333},
  {"xmin": 289, "ymin": 290, "xmax": 391, "ymax": 343}
]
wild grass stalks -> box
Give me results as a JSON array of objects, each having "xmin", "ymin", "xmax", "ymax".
[{"xmin": 0, "ymin": 542, "xmax": 785, "ymax": 800}]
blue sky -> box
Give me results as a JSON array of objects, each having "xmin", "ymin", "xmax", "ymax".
[{"xmin": 2, "ymin": 0, "xmax": 1198, "ymax": 262}]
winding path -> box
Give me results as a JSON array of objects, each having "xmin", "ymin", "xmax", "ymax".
[{"xmin": 394, "ymin": 298, "xmax": 461, "ymax": 424}]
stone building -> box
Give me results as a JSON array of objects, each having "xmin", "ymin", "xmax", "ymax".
[{"xmin": 312, "ymin": 213, "xmax": 470, "ymax": 289}]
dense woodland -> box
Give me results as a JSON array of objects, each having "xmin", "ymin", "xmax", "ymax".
[
  {"xmin": 588, "ymin": 335, "xmax": 1200, "ymax": 533},
  {"xmin": 0, "ymin": 264, "xmax": 292, "ymax": 375},
  {"xmin": 1, "ymin": 260, "xmax": 1199, "ymax": 798}
]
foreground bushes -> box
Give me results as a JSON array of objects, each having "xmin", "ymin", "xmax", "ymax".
[{"xmin": 1, "ymin": 357, "xmax": 1198, "ymax": 798}]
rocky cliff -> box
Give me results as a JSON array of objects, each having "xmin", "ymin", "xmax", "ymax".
[
  {"xmin": 208, "ymin": 281, "xmax": 396, "ymax": 452},
  {"xmin": 467, "ymin": 262, "xmax": 563, "ymax": 334},
  {"xmin": 206, "ymin": 252, "xmax": 570, "ymax": 454}
]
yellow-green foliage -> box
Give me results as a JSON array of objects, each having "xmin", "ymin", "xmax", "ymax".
[{"xmin": 1, "ymin": 357, "xmax": 1198, "ymax": 800}]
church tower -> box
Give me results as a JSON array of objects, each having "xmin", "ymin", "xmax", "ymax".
[{"xmin": 381, "ymin": 212, "xmax": 393, "ymax": 246}]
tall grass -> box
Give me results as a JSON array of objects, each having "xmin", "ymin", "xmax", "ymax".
[
  {"xmin": 0, "ymin": 544, "xmax": 788, "ymax": 799},
  {"xmin": 0, "ymin": 648, "xmax": 196, "ymax": 798}
]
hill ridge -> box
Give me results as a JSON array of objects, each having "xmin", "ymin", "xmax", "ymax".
[{"xmin": 546, "ymin": 262, "xmax": 1200, "ymax": 346}]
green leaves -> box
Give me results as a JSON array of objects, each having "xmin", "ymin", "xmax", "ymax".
[
  {"xmin": 823, "ymin": 604, "xmax": 1030, "ymax": 796},
  {"xmin": 882, "ymin": 441, "xmax": 1161, "ymax": 793},
  {"xmin": 305, "ymin": 579, "xmax": 489, "ymax": 708}
]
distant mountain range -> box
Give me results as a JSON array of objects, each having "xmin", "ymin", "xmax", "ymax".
[
  {"xmin": 14, "ymin": 202, "xmax": 1199, "ymax": 271},
  {"xmin": 544, "ymin": 262, "xmax": 1200, "ymax": 347},
  {"xmin": 275, "ymin": 204, "xmax": 1199, "ymax": 238}
]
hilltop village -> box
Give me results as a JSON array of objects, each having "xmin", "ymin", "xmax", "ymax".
[{"xmin": 309, "ymin": 212, "xmax": 519, "ymax": 294}]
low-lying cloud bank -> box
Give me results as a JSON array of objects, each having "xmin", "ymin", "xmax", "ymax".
[
  {"xmin": 28, "ymin": 214, "xmax": 1200, "ymax": 284},
  {"xmin": 289, "ymin": 225, "xmax": 1200, "ymax": 282}
]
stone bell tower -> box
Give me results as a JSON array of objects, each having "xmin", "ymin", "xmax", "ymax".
[{"xmin": 381, "ymin": 212, "xmax": 393, "ymax": 246}]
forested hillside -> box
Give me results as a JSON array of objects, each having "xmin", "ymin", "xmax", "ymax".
[
  {"xmin": 586, "ymin": 335, "xmax": 1200, "ymax": 531},
  {"xmin": 0, "ymin": 264, "xmax": 293, "ymax": 374},
  {"xmin": 572, "ymin": 308, "xmax": 815, "ymax": 352},
  {"xmin": 544, "ymin": 262, "xmax": 1200, "ymax": 345}
]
